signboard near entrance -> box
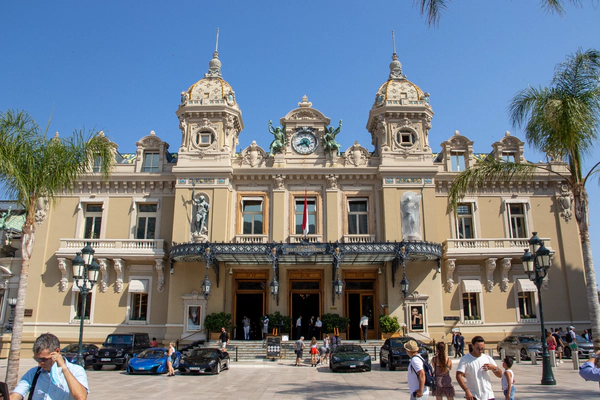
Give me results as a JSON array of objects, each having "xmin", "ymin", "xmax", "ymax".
[
  {"xmin": 266, "ymin": 335, "xmax": 281, "ymax": 358},
  {"xmin": 282, "ymin": 244, "xmax": 327, "ymax": 256}
]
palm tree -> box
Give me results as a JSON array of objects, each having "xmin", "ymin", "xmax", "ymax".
[
  {"xmin": 0, "ymin": 110, "xmax": 115, "ymax": 388},
  {"xmin": 415, "ymin": 0, "xmax": 580, "ymax": 27},
  {"xmin": 448, "ymin": 48, "xmax": 600, "ymax": 348}
]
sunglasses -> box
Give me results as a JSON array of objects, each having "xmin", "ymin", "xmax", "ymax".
[{"xmin": 33, "ymin": 357, "xmax": 53, "ymax": 363}]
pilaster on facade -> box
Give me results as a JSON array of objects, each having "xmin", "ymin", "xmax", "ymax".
[
  {"xmin": 113, "ymin": 258, "xmax": 124, "ymax": 293},
  {"xmin": 500, "ymin": 258, "xmax": 512, "ymax": 292},
  {"xmin": 57, "ymin": 258, "xmax": 68, "ymax": 292},
  {"xmin": 445, "ymin": 259, "xmax": 456, "ymax": 293},
  {"xmin": 485, "ymin": 258, "xmax": 497, "ymax": 292}
]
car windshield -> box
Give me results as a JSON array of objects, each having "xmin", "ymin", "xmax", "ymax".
[
  {"xmin": 105, "ymin": 335, "xmax": 133, "ymax": 346},
  {"xmin": 390, "ymin": 338, "xmax": 415, "ymax": 347},
  {"xmin": 335, "ymin": 345, "xmax": 363, "ymax": 353},
  {"xmin": 137, "ymin": 349, "xmax": 165, "ymax": 359},
  {"xmin": 190, "ymin": 349, "xmax": 217, "ymax": 358},
  {"xmin": 519, "ymin": 337, "xmax": 538, "ymax": 343},
  {"xmin": 576, "ymin": 335, "xmax": 590, "ymax": 342},
  {"xmin": 62, "ymin": 344, "xmax": 82, "ymax": 353}
]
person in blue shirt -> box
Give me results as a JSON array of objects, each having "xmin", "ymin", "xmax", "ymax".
[{"xmin": 11, "ymin": 333, "xmax": 89, "ymax": 400}]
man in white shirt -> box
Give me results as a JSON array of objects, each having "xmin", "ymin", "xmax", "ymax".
[
  {"xmin": 242, "ymin": 316, "xmax": 251, "ymax": 340},
  {"xmin": 405, "ymin": 340, "xmax": 428, "ymax": 399},
  {"xmin": 456, "ymin": 335, "xmax": 502, "ymax": 400},
  {"xmin": 359, "ymin": 315, "xmax": 369, "ymax": 343},
  {"xmin": 296, "ymin": 315, "xmax": 302, "ymax": 340}
]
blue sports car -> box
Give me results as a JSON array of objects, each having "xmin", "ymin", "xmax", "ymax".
[{"xmin": 126, "ymin": 348, "xmax": 181, "ymax": 374}]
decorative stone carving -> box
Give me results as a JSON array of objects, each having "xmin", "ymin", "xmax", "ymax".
[
  {"xmin": 558, "ymin": 184, "xmax": 573, "ymax": 223},
  {"xmin": 274, "ymin": 174, "xmax": 285, "ymax": 189},
  {"xmin": 343, "ymin": 142, "xmax": 369, "ymax": 167},
  {"xmin": 401, "ymin": 191, "xmax": 422, "ymax": 240},
  {"xmin": 97, "ymin": 258, "xmax": 109, "ymax": 293},
  {"xmin": 445, "ymin": 259, "xmax": 456, "ymax": 293},
  {"xmin": 241, "ymin": 141, "xmax": 267, "ymax": 167},
  {"xmin": 326, "ymin": 174, "xmax": 338, "ymax": 189},
  {"xmin": 35, "ymin": 198, "xmax": 49, "ymax": 226},
  {"xmin": 191, "ymin": 119, "xmax": 218, "ymax": 155},
  {"xmin": 485, "ymin": 258, "xmax": 497, "ymax": 292},
  {"xmin": 113, "ymin": 258, "xmax": 124, "ymax": 293},
  {"xmin": 268, "ymin": 121, "xmax": 287, "ymax": 155},
  {"xmin": 191, "ymin": 189, "xmax": 210, "ymax": 239},
  {"xmin": 178, "ymin": 115, "xmax": 188, "ymax": 152},
  {"xmin": 57, "ymin": 258, "xmax": 68, "ymax": 292},
  {"xmin": 543, "ymin": 275, "xmax": 549, "ymax": 291},
  {"xmin": 155, "ymin": 259, "xmax": 165, "ymax": 293},
  {"xmin": 500, "ymin": 258, "xmax": 512, "ymax": 292}
]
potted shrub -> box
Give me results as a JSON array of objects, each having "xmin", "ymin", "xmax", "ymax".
[
  {"xmin": 204, "ymin": 312, "xmax": 232, "ymax": 340},
  {"xmin": 321, "ymin": 313, "xmax": 350, "ymax": 339},
  {"xmin": 267, "ymin": 311, "xmax": 292, "ymax": 334},
  {"xmin": 379, "ymin": 315, "xmax": 401, "ymax": 339}
]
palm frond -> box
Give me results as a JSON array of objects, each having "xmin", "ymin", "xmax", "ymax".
[
  {"xmin": 447, "ymin": 158, "xmax": 538, "ymax": 213},
  {"xmin": 414, "ymin": 0, "xmax": 449, "ymax": 28}
]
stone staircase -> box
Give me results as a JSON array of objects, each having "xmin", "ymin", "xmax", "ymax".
[{"xmin": 181, "ymin": 339, "xmax": 386, "ymax": 362}]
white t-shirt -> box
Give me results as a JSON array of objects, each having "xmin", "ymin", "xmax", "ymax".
[
  {"xmin": 501, "ymin": 369, "xmax": 514, "ymax": 390},
  {"xmin": 456, "ymin": 353, "xmax": 497, "ymax": 399},
  {"xmin": 408, "ymin": 355, "xmax": 430, "ymax": 396}
]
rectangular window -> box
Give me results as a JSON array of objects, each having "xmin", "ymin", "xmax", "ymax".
[
  {"xmin": 84, "ymin": 204, "xmax": 102, "ymax": 239},
  {"xmin": 295, "ymin": 198, "xmax": 316, "ymax": 234},
  {"xmin": 130, "ymin": 293, "xmax": 148, "ymax": 321},
  {"xmin": 92, "ymin": 156, "xmax": 102, "ymax": 173},
  {"xmin": 142, "ymin": 152, "xmax": 159, "ymax": 172},
  {"xmin": 462, "ymin": 292, "xmax": 480, "ymax": 318},
  {"xmin": 507, "ymin": 203, "xmax": 527, "ymax": 238},
  {"xmin": 456, "ymin": 203, "xmax": 474, "ymax": 239},
  {"xmin": 136, "ymin": 204, "xmax": 157, "ymax": 239},
  {"xmin": 450, "ymin": 151, "xmax": 466, "ymax": 172},
  {"xmin": 75, "ymin": 292, "xmax": 92, "ymax": 320},
  {"xmin": 518, "ymin": 292, "xmax": 536, "ymax": 318},
  {"xmin": 502, "ymin": 152, "xmax": 516, "ymax": 163},
  {"xmin": 242, "ymin": 199, "xmax": 264, "ymax": 234},
  {"xmin": 348, "ymin": 199, "xmax": 368, "ymax": 235}
]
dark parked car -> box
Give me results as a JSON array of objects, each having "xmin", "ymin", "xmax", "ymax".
[
  {"xmin": 126, "ymin": 348, "xmax": 181, "ymax": 374},
  {"xmin": 178, "ymin": 348, "xmax": 230, "ymax": 375},
  {"xmin": 562, "ymin": 334, "xmax": 594, "ymax": 358},
  {"xmin": 329, "ymin": 345, "xmax": 371, "ymax": 372},
  {"xmin": 61, "ymin": 343, "xmax": 99, "ymax": 368},
  {"xmin": 379, "ymin": 337, "xmax": 430, "ymax": 371},
  {"xmin": 496, "ymin": 335, "xmax": 542, "ymax": 360},
  {"xmin": 92, "ymin": 332, "xmax": 150, "ymax": 370}
]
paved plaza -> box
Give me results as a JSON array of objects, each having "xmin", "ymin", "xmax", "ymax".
[{"xmin": 1, "ymin": 356, "xmax": 599, "ymax": 399}]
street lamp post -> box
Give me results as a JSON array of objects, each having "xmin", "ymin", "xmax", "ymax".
[
  {"xmin": 4, "ymin": 297, "xmax": 17, "ymax": 332},
  {"xmin": 521, "ymin": 232, "xmax": 556, "ymax": 386},
  {"xmin": 71, "ymin": 243, "xmax": 100, "ymax": 368}
]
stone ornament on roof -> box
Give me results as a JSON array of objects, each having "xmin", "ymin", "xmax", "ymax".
[
  {"xmin": 343, "ymin": 142, "xmax": 369, "ymax": 167},
  {"xmin": 268, "ymin": 120, "xmax": 287, "ymax": 155},
  {"xmin": 241, "ymin": 141, "xmax": 268, "ymax": 167}
]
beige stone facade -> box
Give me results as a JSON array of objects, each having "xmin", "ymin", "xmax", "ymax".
[{"xmin": 0, "ymin": 50, "xmax": 589, "ymax": 355}]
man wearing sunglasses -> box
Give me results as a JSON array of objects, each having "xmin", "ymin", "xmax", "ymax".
[
  {"xmin": 456, "ymin": 335, "xmax": 502, "ymax": 400},
  {"xmin": 10, "ymin": 333, "xmax": 88, "ymax": 400}
]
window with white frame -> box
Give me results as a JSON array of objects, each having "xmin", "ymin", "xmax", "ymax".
[
  {"xmin": 507, "ymin": 203, "xmax": 528, "ymax": 238},
  {"xmin": 242, "ymin": 198, "xmax": 264, "ymax": 234},
  {"xmin": 128, "ymin": 278, "xmax": 149, "ymax": 322},
  {"xmin": 461, "ymin": 280, "xmax": 482, "ymax": 320},
  {"xmin": 450, "ymin": 151, "xmax": 466, "ymax": 172},
  {"xmin": 456, "ymin": 203, "xmax": 474, "ymax": 239},
  {"xmin": 295, "ymin": 197, "xmax": 316, "ymax": 234},
  {"xmin": 195, "ymin": 131, "xmax": 212, "ymax": 146},
  {"xmin": 347, "ymin": 199, "xmax": 368, "ymax": 235},
  {"xmin": 136, "ymin": 204, "xmax": 157, "ymax": 239},
  {"xmin": 516, "ymin": 278, "xmax": 537, "ymax": 319},
  {"xmin": 84, "ymin": 204, "xmax": 103, "ymax": 239},
  {"xmin": 502, "ymin": 152, "xmax": 516, "ymax": 163},
  {"xmin": 142, "ymin": 152, "xmax": 159, "ymax": 172}
]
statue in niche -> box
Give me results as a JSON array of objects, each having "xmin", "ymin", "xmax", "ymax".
[
  {"xmin": 268, "ymin": 120, "xmax": 286, "ymax": 155},
  {"xmin": 192, "ymin": 189, "xmax": 210, "ymax": 236},
  {"xmin": 323, "ymin": 120, "xmax": 342, "ymax": 157},
  {"xmin": 401, "ymin": 191, "xmax": 422, "ymax": 240}
]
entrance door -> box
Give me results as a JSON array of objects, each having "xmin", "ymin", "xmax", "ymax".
[
  {"xmin": 235, "ymin": 281, "xmax": 265, "ymax": 340},
  {"xmin": 291, "ymin": 292, "xmax": 320, "ymax": 339},
  {"xmin": 346, "ymin": 292, "xmax": 375, "ymax": 340}
]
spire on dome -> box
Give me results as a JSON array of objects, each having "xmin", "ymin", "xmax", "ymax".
[
  {"xmin": 204, "ymin": 28, "xmax": 222, "ymax": 78},
  {"xmin": 389, "ymin": 30, "xmax": 405, "ymax": 80}
]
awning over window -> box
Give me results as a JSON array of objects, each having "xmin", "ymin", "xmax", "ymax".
[
  {"xmin": 461, "ymin": 280, "xmax": 482, "ymax": 293},
  {"xmin": 516, "ymin": 278, "xmax": 537, "ymax": 293},
  {"xmin": 128, "ymin": 279, "xmax": 148, "ymax": 293}
]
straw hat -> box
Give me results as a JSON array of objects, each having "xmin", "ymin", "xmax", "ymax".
[{"xmin": 404, "ymin": 340, "xmax": 419, "ymax": 352}]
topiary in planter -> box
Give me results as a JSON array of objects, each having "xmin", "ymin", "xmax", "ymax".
[
  {"xmin": 379, "ymin": 315, "xmax": 401, "ymax": 333},
  {"xmin": 204, "ymin": 312, "xmax": 232, "ymax": 335}
]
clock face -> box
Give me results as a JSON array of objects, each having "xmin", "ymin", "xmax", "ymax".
[{"xmin": 292, "ymin": 131, "xmax": 318, "ymax": 154}]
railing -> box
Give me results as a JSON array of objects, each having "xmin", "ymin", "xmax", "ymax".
[
  {"xmin": 342, "ymin": 234, "xmax": 376, "ymax": 243},
  {"xmin": 289, "ymin": 234, "xmax": 323, "ymax": 244},
  {"xmin": 59, "ymin": 238, "xmax": 165, "ymax": 251},
  {"xmin": 445, "ymin": 238, "xmax": 545, "ymax": 250},
  {"xmin": 462, "ymin": 319, "xmax": 484, "ymax": 325},
  {"xmin": 234, "ymin": 235, "xmax": 268, "ymax": 244}
]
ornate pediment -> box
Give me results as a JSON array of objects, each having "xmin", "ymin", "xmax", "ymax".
[
  {"xmin": 343, "ymin": 141, "xmax": 370, "ymax": 167},
  {"xmin": 241, "ymin": 141, "xmax": 268, "ymax": 167}
]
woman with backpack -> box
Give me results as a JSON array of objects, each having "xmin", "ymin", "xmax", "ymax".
[{"xmin": 431, "ymin": 341, "xmax": 455, "ymax": 399}]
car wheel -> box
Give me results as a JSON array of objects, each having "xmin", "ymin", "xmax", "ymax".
[
  {"xmin": 520, "ymin": 348, "xmax": 528, "ymax": 360},
  {"xmin": 379, "ymin": 354, "xmax": 386, "ymax": 368},
  {"xmin": 216, "ymin": 362, "xmax": 221, "ymax": 375},
  {"xmin": 388, "ymin": 362, "xmax": 395, "ymax": 371},
  {"xmin": 92, "ymin": 364, "xmax": 102, "ymax": 371}
]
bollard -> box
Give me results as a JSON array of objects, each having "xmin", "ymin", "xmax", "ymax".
[
  {"xmin": 549, "ymin": 349, "xmax": 556, "ymax": 367},
  {"xmin": 516, "ymin": 349, "xmax": 521, "ymax": 363},
  {"xmin": 448, "ymin": 343, "xmax": 454, "ymax": 357},
  {"xmin": 572, "ymin": 348, "xmax": 580, "ymax": 370},
  {"xmin": 488, "ymin": 348, "xmax": 494, "ymax": 357},
  {"xmin": 529, "ymin": 350, "xmax": 537, "ymax": 365},
  {"xmin": 500, "ymin": 348, "xmax": 505, "ymax": 361}
]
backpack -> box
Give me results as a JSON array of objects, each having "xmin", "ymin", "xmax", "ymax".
[
  {"xmin": 565, "ymin": 332, "xmax": 573, "ymax": 343},
  {"xmin": 411, "ymin": 355, "xmax": 436, "ymax": 392}
]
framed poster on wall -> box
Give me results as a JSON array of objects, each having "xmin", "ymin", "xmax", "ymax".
[
  {"xmin": 187, "ymin": 305, "xmax": 201, "ymax": 331},
  {"xmin": 408, "ymin": 304, "xmax": 425, "ymax": 332}
]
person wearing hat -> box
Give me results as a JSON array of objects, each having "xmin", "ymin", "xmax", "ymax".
[{"xmin": 405, "ymin": 339, "xmax": 429, "ymax": 399}]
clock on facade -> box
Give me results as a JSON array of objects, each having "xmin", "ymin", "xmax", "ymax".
[{"xmin": 291, "ymin": 130, "xmax": 318, "ymax": 154}]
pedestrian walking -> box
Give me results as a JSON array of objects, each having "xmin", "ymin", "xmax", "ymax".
[
  {"xmin": 242, "ymin": 315, "xmax": 251, "ymax": 340},
  {"xmin": 406, "ymin": 340, "xmax": 429, "ymax": 399},
  {"xmin": 456, "ymin": 335, "xmax": 502, "ymax": 400},
  {"xmin": 457, "ymin": 332, "xmax": 465, "ymax": 357},
  {"xmin": 501, "ymin": 356, "xmax": 516, "ymax": 400},
  {"xmin": 452, "ymin": 332, "xmax": 460, "ymax": 358},
  {"xmin": 262, "ymin": 315, "xmax": 269, "ymax": 342},
  {"xmin": 431, "ymin": 341, "xmax": 455, "ymax": 399},
  {"xmin": 310, "ymin": 337, "xmax": 319, "ymax": 367},
  {"xmin": 314, "ymin": 316, "xmax": 322, "ymax": 339},
  {"xmin": 296, "ymin": 315, "xmax": 302, "ymax": 340},
  {"xmin": 295, "ymin": 336, "xmax": 305, "ymax": 366},
  {"xmin": 360, "ymin": 315, "xmax": 369, "ymax": 343},
  {"xmin": 552, "ymin": 328, "xmax": 565, "ymax": 364}
]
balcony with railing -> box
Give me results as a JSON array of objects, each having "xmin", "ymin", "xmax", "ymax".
[
  {"xmin": 342, "ymin": 234, "xmax": 376, "ymax": 244},
  {"xmin": 55, "ymin": 238, "xmax": 166, "ymax": 260},
  {"xmin": 234, "ymin": 235, "xmax": 269, "ymax": 244},
  {"xmin": 288, "ymin": 234, "xmax": 323, "ymax": 244},
  {"xmin": 444, "ymin": 238, "xmax": 550, "ymax": 259}
]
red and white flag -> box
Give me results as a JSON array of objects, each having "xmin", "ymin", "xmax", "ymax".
[{"xmin": 302, "ymin": 190, "xmax": 309, "ymax": 236}]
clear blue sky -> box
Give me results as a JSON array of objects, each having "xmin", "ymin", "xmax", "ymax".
[{"xmin": 1, "ymin": 1, "xmax": 599, "ymax": 275}]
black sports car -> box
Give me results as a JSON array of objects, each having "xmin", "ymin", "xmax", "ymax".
[
  {"xmin": 178, "ymin": 348, "xmax": 230, "ymax": 375},
  {"xmin": 61, "ymin": 343, "xmax": 99, "ymax": 368},
  {"xmin": 379, "ymin": 337, "xmax": 430, "ymax": 370},
  {"xmin": 329, "ymin": 345, "xmax": 371, "ymax": 372}
]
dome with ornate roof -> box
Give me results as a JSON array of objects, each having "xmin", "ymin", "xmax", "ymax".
[
  {"xmin": 180, "ymin": 50, "xmax": 239, "ymax": 110},
  {"xmin": 372, "ymin": 53, "xmax": 429, "ymax": 109}
]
